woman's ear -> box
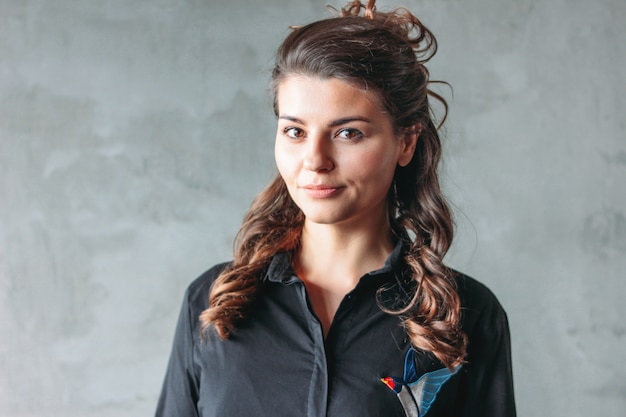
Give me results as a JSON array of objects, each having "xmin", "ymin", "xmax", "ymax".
[{"xmin": 397, "ymin": 124, "xmax": 420, "ymax": 167}]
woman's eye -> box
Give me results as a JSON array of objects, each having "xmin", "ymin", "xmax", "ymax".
[
  {"xmin": 336, "ymin": 128, "xmax": 364, "ymax": 141},
  {"xmin": 284, "ymin": 127, "xmax": 305, "ymax": 139}
]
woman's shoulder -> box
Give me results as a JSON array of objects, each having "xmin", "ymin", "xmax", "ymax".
[
  {"xmin": 452, "ymin": 270, "xmax": 505, "ymax": 308},
  {"xmin": 183, "ymin": 261, "xmax": 232, "ymax": 310},
  {"xmin": 451, "ymin": 270, "xmax": 510, "ymax": 334}
]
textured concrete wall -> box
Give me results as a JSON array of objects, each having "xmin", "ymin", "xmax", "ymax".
[{"xmin": 1, "ymin": 0, "xmax": 624, "ymax": 416}]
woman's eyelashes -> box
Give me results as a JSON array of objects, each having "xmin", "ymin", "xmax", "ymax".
[
  {"xmin": 282, "ymin": 126, "xmax": 365, "ymax": 141},
  {"xmin": 335, "ymin": 128, "xmax": 364, "ymax": 141},
  {"xmin": 283, "ymin": 126, "xmax": 305, "ymax": 139}
]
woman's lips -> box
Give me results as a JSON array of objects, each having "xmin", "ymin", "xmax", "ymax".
[{"xmin": 301, "ymin": 185, "xmax": 344, "ymax": 198}]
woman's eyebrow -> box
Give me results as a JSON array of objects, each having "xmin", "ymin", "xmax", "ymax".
[
  {"xmin": 329, "ymin": 116, "xmax": 372, "ymax": 126},
  {"xmin": 278, "ymin": 115, "xmax": 372, "ymax": 126},
  {"xmin": 278, "ymin": 115, "xmax": 303, "ymax": 123}
]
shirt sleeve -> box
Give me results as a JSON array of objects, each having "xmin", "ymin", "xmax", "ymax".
[
  {"xmin": 155, "ymin": 288, "xmax": 200, "ymax": 417},
  {"xmin": 456, "ymin": 284, "xmax": 517, "ymax": 417}
]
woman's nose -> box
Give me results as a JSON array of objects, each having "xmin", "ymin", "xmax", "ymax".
[{"xmin": 303, "ymin": 135, "xmax": 334, "ymax": 172}]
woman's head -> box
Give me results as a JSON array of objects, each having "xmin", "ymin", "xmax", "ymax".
[{"xmin": 271, "ymin": 1, "xmax": 452, "ymax": 249}]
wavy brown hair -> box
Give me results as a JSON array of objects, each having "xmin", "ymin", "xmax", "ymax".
[{"xmin": 200, "ymin": 0, "xmax": 467, "ymax": 368}]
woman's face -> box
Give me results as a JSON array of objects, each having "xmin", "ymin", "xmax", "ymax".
[{"xmin": 274, "ymin": 75, "xmax": 416, "ymax": 229}]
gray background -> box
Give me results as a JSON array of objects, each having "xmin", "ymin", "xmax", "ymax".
[{"xmin": 1, "ymin": 0, "xmax": 624, "ymax": 416}]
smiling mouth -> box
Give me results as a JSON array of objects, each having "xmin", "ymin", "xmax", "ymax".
[{"xmin": 301, "ymin": 185, "xmax": 344, "ymax": 198}]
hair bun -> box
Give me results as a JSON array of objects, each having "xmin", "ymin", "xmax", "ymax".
[{"xmin": 338, "ymin": 0, "xmax": 377, "ymax": 19}]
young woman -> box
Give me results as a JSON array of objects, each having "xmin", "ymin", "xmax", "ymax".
[{"xmin": 156, "ymin": 1, "xmax": 516, "ymax": 416}]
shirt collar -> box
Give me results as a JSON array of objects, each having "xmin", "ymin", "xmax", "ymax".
[
  {"xmin": 372, "ymin": 239, "xmax": 418, "ymax": 311},
  {"xmin": 263, "ymin": 238, "xmax": 411, "ymax": 288},
  {"xmin": 263, "ymin": 251, "xmax": 299, "ymax": 284}
]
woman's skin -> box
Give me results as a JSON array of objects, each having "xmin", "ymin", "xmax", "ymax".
[{"xmin": 274, "ymin": 75, "xmax": 417, "ymax": 336}]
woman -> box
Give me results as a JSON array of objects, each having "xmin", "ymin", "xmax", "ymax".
[{"xmin": 156, "ymin": 1, "xmax": 516, "ymax": 416}]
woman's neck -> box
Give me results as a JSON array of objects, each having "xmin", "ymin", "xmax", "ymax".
[{"xmin": 296, "ymin": 218, "xmax": 396, "ymax": 287}]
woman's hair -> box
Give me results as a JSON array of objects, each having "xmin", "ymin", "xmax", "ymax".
[{"xmin": 199, "ymin": 0, "xmax": 467, "ymax": 368}]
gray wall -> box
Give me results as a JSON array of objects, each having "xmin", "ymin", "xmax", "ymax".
[{"xmin": 1, "ymin": 0, "xmax": 624, "ymax": 416}]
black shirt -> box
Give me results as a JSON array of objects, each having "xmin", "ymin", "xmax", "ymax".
[{"xmin": 156, "ymin": 243, "xmax": 516, "ymax": 416}]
